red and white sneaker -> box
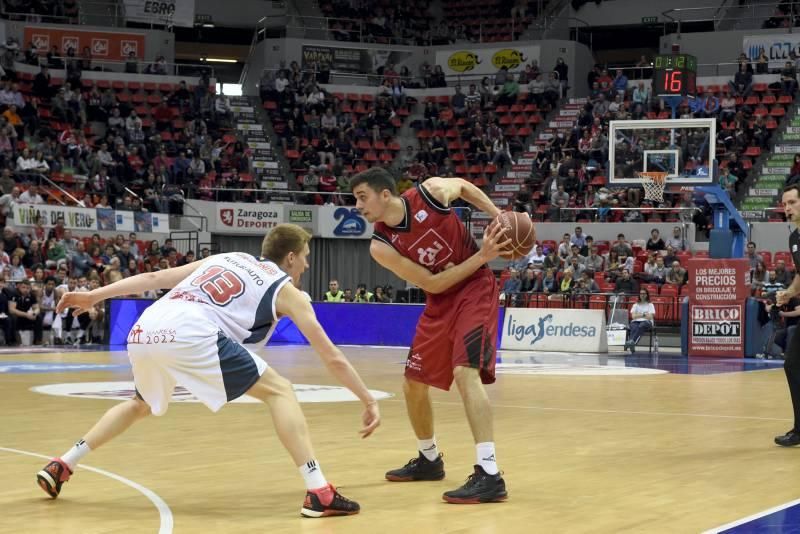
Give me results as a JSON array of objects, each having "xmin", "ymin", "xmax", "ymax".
[
  {"xmin": 36, "ymin": 458, "xmax": 73, "ymax": 499},
  {"xmin": 301, "ymin": 484, "xmax": 360, "ymax": 517}
]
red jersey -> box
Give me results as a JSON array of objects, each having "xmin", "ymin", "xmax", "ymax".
[{"xmin": 372, "ymin": 184, "xmax": 485, "ymax": 294}]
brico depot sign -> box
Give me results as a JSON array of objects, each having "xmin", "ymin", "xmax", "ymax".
[
  {"xmin": 24, "ymin": 26, "xmax": 145, "ymax": 59},
  {"xmin": 689, "ymin": 304, "xmax": 743, "ymax": 357},
  {"xmin": 686, "ymin": 258, "xmax": 750, "ymax": 357}
]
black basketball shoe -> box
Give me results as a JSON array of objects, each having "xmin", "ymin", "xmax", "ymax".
[
  {"xmin": 36, "ymin": 458, "xmax": 73, "ymax": 499},
  {"xmin": 385, "ymin": 452, "xmax": 445, "ymax": 482},
  {"xmin": 442, "ymin": 465, "xmax": 508, "ymax": 504},
  {"xmin": 775, "ymin": 429, "xmax": 800, "ymax": 447},
  {"xmin": 301, "ymin": 484, "xmax": 360, "ymax": 517}
]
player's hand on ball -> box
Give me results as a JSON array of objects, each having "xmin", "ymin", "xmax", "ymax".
[
  {"xmin": 56, "ymin": 291, "xmax": 100, "ymax": 316},
  {"xmin": 777, "ymin": 290, "xmax": 790, "ymax": 306},
  {"xmin": 360, "ymin": 402, "xmax": 380, "ymax": 439},
  {"xmin": 480, "ymin": 222, "xmax": 511, "ymax": 261}
]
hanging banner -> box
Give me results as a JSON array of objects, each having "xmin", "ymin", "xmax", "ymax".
[
  {"xmin": 122, "ymin": 0, "xmax": 196, "ymax": 28},
  {"xmin": 686, "ymin": 258, "xmax": 750, "ymax": 357},
  {"xmin": 436, "ymin": 45, "xmax": 541, "ymax": 77},
  {"xmin": 743, "ymin": 33, "xmax": 800, "ymax": 69},
  {"xmin": 215, "ymin": 202, "xmax": 284, "ymax": 234},
  {"xmin": 24, "ymin": 26, "xmax": 145, "ymax": 60},
  {"xmin": 300, "ymin": 44, "xmax": 413, "ymax": 74},
  {"xmin": 10, "ymin": 203, "xmax": 170, "ymax": 233}
]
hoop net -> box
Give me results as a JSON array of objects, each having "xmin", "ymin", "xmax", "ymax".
[{"xmin": 638, "ymin": 172, "xmax": 668, "ymax": 203}]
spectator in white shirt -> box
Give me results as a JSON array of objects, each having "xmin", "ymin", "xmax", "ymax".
[
  {"xmin": 16, "ymin": 148, "xmax": 38, "ymax": 172},
  {"xmin": 31, "ymin": 150, "xmax": 49, "ymax": 172},
  {"xmin": 18, "ymin": 184, "xmax": 44, "ymax": 204},
  {"xmin": 125, "ymin": 110, "xmax": 142, "ymax": 131},
  {"xmin": 626, "ymin": 288, "xmax": 655, "ymax": 352},
  {"xmin": 214, "ymin": 92, "xmax": 230, "ymax": 120},
  {"xmin": 664, "ymin": 226, "xmax": 686, "ymax": 251}
]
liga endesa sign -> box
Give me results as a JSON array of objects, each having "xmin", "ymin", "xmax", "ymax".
[
  {"xmin": 24, "ymin": 26, "xmax": 145, "ymax": 60},
  {"xmin": 500, "ymin": 308, "xmax": 608, "ymax": 353},
  {"xmin": 686, "ymin": 258, "xmax": 750, "ymax": 357}
]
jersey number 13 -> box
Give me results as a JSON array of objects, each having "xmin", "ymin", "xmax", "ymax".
[{"xmin": 191, "ymin": 266, "xmax": 245, "ymax": 306}]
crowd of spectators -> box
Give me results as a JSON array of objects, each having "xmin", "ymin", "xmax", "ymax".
[
  {"xmin": 320, "ymin": 279, "xmax": 397, "ymax": 303},
  {"xmin": 501, "ymin": 226, "xmax": 691, "ymax": 305},
  {"xmin": 2, "ymin": 0, "xmax": 79, "ymax": 23},
  {"xmin": 318, "ymin": 0, "xmax": 541, "ymax": 45},
  {"xmin": 319, "ymin": 0, "xmax": 434, "ymax": 45},
  {"xmin": 0, "ymin": 223, "xmax": 207, "ymax": 346},
  {"xmin": 0, "ymin": 38, "xmax": 243, "ymax": 216},
  {"xmin": 260, "ymin": 60, "xmax": 410, "ymax": 205}
]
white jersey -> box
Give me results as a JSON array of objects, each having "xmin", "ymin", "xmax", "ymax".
[{"xmin": 155, "ymin": 253, "xmax": 291, "ymax": 346}]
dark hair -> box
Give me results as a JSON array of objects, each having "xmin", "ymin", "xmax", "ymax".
[
  {"xmin": 783, "ymin": 184, "xmax": 800, "ymax": 198},
  {"xmin": 349, "ymin": 167, "xmax": 397, "ymax": 196},
  {"xmin": 44, "ymin": 276, "xmax": 56, "ymax": 284},
  {"xmin": 639, "ymin": 288, "xmax": 650, "ymax": 302}
]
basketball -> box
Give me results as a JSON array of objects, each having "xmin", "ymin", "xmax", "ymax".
[{"xmin": 492, "ymin": 211, "xmax": 536, "ymax": 260}]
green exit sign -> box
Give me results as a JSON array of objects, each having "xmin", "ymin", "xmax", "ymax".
[{"xmin": 642, "ymin": 16, "xmax": 658, "ymax": 23}]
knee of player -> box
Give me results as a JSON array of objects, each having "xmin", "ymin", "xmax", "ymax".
[
  {"xmin": 131, "ymin": 396, "xmax": 155, "ymax": 417},
  {"xmin": 403, "ymin": 377, "xmax": 429, "ymax": 396},
  {"xmin": 251, "ymin": 369, "xmax": 294, "ymax": 400},
  {"xmin": 453, "ymin": 365, "xmax": 480, "ymax": 385}
]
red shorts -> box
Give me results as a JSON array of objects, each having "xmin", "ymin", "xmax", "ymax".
[{"xmin": 405, "ymin": 268, "xmax": 499, "ymax": 390}]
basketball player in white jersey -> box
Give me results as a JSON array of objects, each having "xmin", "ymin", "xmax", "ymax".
[{"xmin": 36, "ymin": 224, "xmax": 380, "ymax": 517}]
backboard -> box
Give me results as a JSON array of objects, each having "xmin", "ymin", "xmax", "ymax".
[{"xmin": 608, "ymin": 118, "xmax": 716, "ymax": 185}]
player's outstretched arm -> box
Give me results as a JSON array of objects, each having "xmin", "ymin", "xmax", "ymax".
[
  {"xmin": 276, "ymin": 282, "xmax": 380, "ymax": 438},
  {"xmin": 56, "ymin": 257, "xmax": 211, "ymax": 316},
  {"xmin": 424, "ymin": 176, "xmax": 501, "ymax": 218},
  {"xmin": 370, "ymin": 222, "xmax": 510, "ymax": 295}
]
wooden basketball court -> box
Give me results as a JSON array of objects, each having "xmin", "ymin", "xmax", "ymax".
[{"xmin": 1, "ymin": 345, "xmax": 798, "ymax": 533}]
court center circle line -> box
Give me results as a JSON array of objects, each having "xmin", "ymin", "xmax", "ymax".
[{"xmin": 0, "ymin": 446, "xmax": 173, "ymax": 534}]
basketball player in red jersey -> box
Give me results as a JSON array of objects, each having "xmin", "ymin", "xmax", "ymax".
[{"xmin": 351, "ymin": 168, "xmax": 511, "ymax": 504}]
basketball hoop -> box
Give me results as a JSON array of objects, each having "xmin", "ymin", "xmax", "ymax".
[{"xmin": 638, "ymin": 172, "xmax": 668, "ymax": 203}]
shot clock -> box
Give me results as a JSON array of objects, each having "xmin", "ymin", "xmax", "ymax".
[{"xmin": 652, "ymin": 54, "xmax": 697, "ymax": 98}]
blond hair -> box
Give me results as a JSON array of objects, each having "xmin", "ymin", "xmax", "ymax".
[{"xmin": 261, "ymin": 223, "xmax": 312, "ymax": 263}]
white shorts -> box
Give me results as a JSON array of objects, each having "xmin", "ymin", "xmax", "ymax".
[{"xmin": 126, "ymin": 302, "xmax": 267, "ymax": 416}]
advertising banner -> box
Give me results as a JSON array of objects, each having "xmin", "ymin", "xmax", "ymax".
[
  {"xmin": 743, "ymin": 33, "xmax": 800, "ymax": 69},
  {"xmin": 301, "ymin": 45, "xmax": 414, "ymax": 75},
  {"xmin": 11, "ymin": 203, "xmax": 170, "ymax": 233},
  {"xmin": 315, "ymin": 206, "xmax": 373, "ymax": 239},
  {"xmin": 686, "ymin": 258, "xmax": 751, "ymax": 303},
  {"xmin": 686, "ymin": 258, "xmax": 750, "ymax": 357},
  {"xmin": 689, "ymin": 304, "xmax": 744, "ymax": 357},
  {"xmin": 500, "ymin": 308, "xmax": 608, "ymax": 353},
  {"xmin": 436, "ymin": 45, "xmax": 541, "ymax": 77},
  {"xmin": 215, "ymin": 202, "xmax": 283, "ymax": 234},
  {"xmin": 287, "ymin": 207, "xmax": 314, "ymax": 232},
  {"xmin": 24, "ymin": 26, "xmax": 145, "ymax": 60},
  {"xmin": 123, "ymin": 0, "xmax": 195, "ymax": 28}
]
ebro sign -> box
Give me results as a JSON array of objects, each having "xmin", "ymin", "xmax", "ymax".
[{"xmin": 143, "ymin": 1, "xmax": 176, "ymax": 16}]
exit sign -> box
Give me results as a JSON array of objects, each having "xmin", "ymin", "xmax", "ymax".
[{"xmin": 642, "ymin": 16, "xmax": 658, "ymax": 23}]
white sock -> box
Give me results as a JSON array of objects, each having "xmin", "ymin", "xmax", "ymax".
[
  {"xmin": 476, "ymin": 442, "xmax": 499, "ymax": 475},
  {"xmin": 418, "ymin": 436, "xmax": 439, "ymax": 461},
  {"xmin": 299, "ymin": 459, "xmax": 328, "ymax": 490},
  {"xmin": 61, "ymin": 439, "xmax": 91, "ymax": 470}
]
